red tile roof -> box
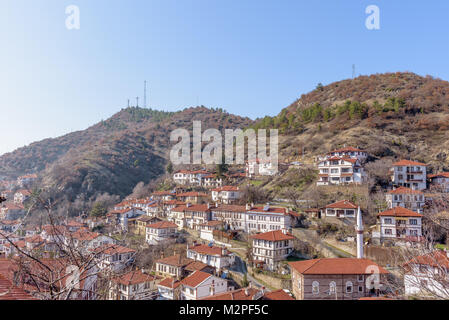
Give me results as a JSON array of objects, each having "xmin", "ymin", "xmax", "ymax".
[
  {"xmin": 180, "ymin": 270, "xmax": 211, "ymax": 288},
  {"xmin": 112, "ymin": 269, "xmax": 155, "ymax": 286},
  {"xmin": 188, "ymin": 244, "xmax": 228, "ymax": 257},
  {"xmin": 404, "ymin": 250, "xmax": 449, "ymax": 269},
  {"xmin": 325, "ymin": 200, "xmax": 358, "ymax": 209},
  {"xmin": 158, "ymin": 277, "xmax": 181, "ymax": 289},
  {"xmin": 94, "ymin": 244, "xmax": 136, "ymax": 255},
  {"xmin": 289, "ymin": 258, "xmax": 389, "ymax": 275},
  {"xmin": 429, "ymin": 172, "xmax": 449, "ymax": 179},
  {"xmin": 388, "ymin": 187, "xmax": 423, "ymax": 195},
  {"xmin": 262, "ymin": 289, "xmax": 294, "ymax": 300},
  {"xmin": 201, "ymin": 287, "xmax": 260, "ymax": 300},
  {"xmin": 184, "ymin": 261, "xmax": 210, "ymax": 272},
  {"xmin": 212, "ymin": 204, "xmax": 247, "ymax": 213},
  {"xmin": 176, "ymin": 192, "xmax": 208, "ymax": 197},
  {"xmin": 171, "ymin": 204, "xmax": 210, "ymax": 213},
  {"xmin": 377, "ymin": 207, "xmax": 423, "ymax": 218},
  {"xmin": 392, "ymin": 160, "xmax": 427, "ymax": 166},
  {"xmin": 251, "ymin": 230, "xmax": 295, "ymax": 242},
  {"xmin": 248, "ymin": 206, "xmax": 298, "ymax": 216},
  {"xmin": 212, "ymin": 186, "xmax": 239, "ymax": 192},
  {"xmin": 147, "ymin": 221, "xmax": 178, "ymax": 229}
]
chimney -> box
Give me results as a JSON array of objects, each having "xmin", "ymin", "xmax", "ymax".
[
  {"xmin": 207, "ymin": 203, "xmax": 210, "ymax": 209},
  {"xmin": 251, "ymin": 202, "xmax": 254, "ymax": 208},
  {"xmin": 286, "ymin": 207, "xmax": 290, "ymax": 214},
  {"xmin": 186, "ymin": 202, "xmax": 191, "ymax": 208},
  {"xmin": 244, "ymin": 288, "xmax": 249, "ymax": 296},
  {"xmin": 356, "ymin": 206, "xmax": 364, "ymax": 259},
  {"xmin": 222, "ymin": 246, "xmax": 228, "ymax": 256},
  {"xmin": 281, "ymin": 228, "xmax": 287, "ymax": 235},
  {"xmin": 261, "ymin": 286, "xmax": 265, "ymax": 295},
  {"xmin": 246, "ymin": 203, "xmax": 251, "ymax": 211},
  {"xmin": 211, "ymin": 280, "xmax": 215, "ymax": 296}
]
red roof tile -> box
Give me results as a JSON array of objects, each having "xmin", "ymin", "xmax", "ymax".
[
  {"xmin": 180, "ymin": 270, "xmax": 211, "ymax": 288},
  {"xmin": 201, "ymin": 287, "xmax": 260, "ymax": 300},
  {"xmin": 158, "ymin": 277, "xmax": 181, "ymax": 289},
  {"xmin": 147, "ymin": 221, "xmax": 178, "ymax": 229},
  {"xmin": 188, "ymin": 244, "xmax": 228, "ymax": 256},
  {"xmin": 289, "ymin": 258, "xmax": 389, "ymax": 275},
  {"xmin": 262, "ymin": 289, "xmax": 294, "ymax": 300},
  {"xmin": 377, "ymin": 207, "xmax": 423, "ymax": 218},
  {"xmin": 251, "ymin": 230, "xmax": 295, "ymax": 241},
  {"xmin": 112, "ymin": 269, "xmax": 155, "ymax": 286},
  {"xmin": 393, "ymin": 160, "xmax": 427, "ymax": 166},
  {"xmin": 325, "ymin": 200, "xmax": 358, "ymax": 209},
  {"xmin": 388, "ymin": 187, "xmax": 423, "ymax": 195}
]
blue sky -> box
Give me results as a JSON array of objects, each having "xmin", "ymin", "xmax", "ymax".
[{"xmin": 1, "ymin": 0, "xmax": 449, "ymax": 155}]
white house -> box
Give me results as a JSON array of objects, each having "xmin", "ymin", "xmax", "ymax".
[
  {"xmin": 17, "ymin": 174, "xmax": 37, "ymax": 187},
  {"xmin": 251, "ymin": 229, "xmax": 295, "ymax": 271},
  {"xmin": 157, "ymin": 277, "xmax": 181, "ymax": 300},
  {"xmin": 209, "ymin": 204, "xmax": 298, "ymax": 234},
  {"xmin": 322, "ymin": 147, "xmax": 368, "ymax": 162},
  {"xmin": 106, "ymin": 207, "xmax": 145, "ymax": 231},
  {"xmin": 14, "ymin": 190, "xmax": 31, "ymax": 204},
  {"xmin": 109, "ymin": 269, "xmax": 159, "ymax": 300},
  {"xmin": 93, "ymin": 244, "xmax": 136, "ymax": 272},
  {"xmin": 246, "ymin": 159, "xmax": 277, "ymax": 178},
  {"xmin": 186, "ymin": 243, "xmax": 234, "ymax": 272},
  {"xmin": 67, "ymin": 230, "xmax": 115, "ymax": 252},
  {"xmin": 428, "ymin": 172, "xmax": 449, "ymax": 192},
  {"xmin": 386, "ymin": 186, "xmax": 425, "ymax": 213},
  {"xmin": 317, "ymin": 157, "xmax": 365, "ymax": 186},
  {"xmin": 211, "ymin": 186, "xmax": 241, "ymax": 204},
  {"xmin": 202, "ymin": 174, "xmax": 223, "ymax": 188},
  {"xmin": 180, "ymin": 270, "xmax": 228, "ymax": 300},
  {"xmin": 245, "ymin": 204, "xmax": 297, "ymax": 233},
  {"xmin": 173, "ymin": 170, "xmax": 210, "ymax": 186},
  {"xmin": 404, "ymin": 250, "xmax": 449, "ymax": 298},
  {"xmin": 171, "ymin": 203, "xmax": 211, "ymax": 230},
  {"xmin": 323, "ymin": 200, "xmax": 358, "ymax": 218},
  {"xmin": 198, "ymin": 221, "xmax": 223, "ymax": 242},
  {"xmin": 145, "ymin": 221, "xmax": 178, "ymax": 245},
  {"xmin": 391, "ymin": 160, "xmax": 427, "ymax": 190},
  {"xmin": 377, "ymin": 207, "xmax": 423, "ymax": 242}
]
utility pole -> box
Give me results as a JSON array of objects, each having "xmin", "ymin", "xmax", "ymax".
[
  {"xmin": 136, "ymin": 97, "xmax": 139, "ymax": 107},
  {"xmin": 352, "ymin": 64, "xmax": 356, "ymax": 79},
  {"xmin": 144, "ymin": 81, "xmax": 147, "ymax": 108}
]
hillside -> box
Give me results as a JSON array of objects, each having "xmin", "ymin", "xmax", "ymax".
[
  {"xmin": 0, "ymin": 106, "xmax": 253, "ymax": 199},
  {"xmin": 253, "ymin": 72, "xmax": 449, "ymax": 172}
]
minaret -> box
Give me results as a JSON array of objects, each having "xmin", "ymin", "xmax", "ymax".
[{"xmin": 356, "ymin": 206, "xmax": 364, "ymax": 259}]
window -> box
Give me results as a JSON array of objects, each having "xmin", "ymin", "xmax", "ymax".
[
  {"xmin": 384, "ymin": 218, "xmax": 392, "ymax": 224},
  {"xmin": 409, "ymin": 219, "xmax": 418, "ymax": 225},
  {"xmin": 329, "ymin": 281, "xmax": 336, "ymax": 295},
  {"xmin": 384, "ymin": 229, "xmax": 392, "ymax": 235},
  {"xmin": 358, "ymin": 286, "xmax": 363, "ymax": 293},
  {"xmin": 345, "ymin": 281, "xmax": 353, "ymax": 293},
  {"xmin": 312, "ymin": 281, "xmax": 319, "ymax": 295},
  {"xmin": 358, "ymin": 275, "xmax": 364, "ymax": 282}
]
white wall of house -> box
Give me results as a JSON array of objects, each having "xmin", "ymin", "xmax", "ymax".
[
  {"xmin": 379, "ymin": 216, "xmax": 422, "ymax": 239},
  {"xmin": 181, "ymin": 276, "xmax": 228, "ymax": 300},
  {"xmin": 391, "ymin": 165, "xmax": 427, "ymax": 190}
]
